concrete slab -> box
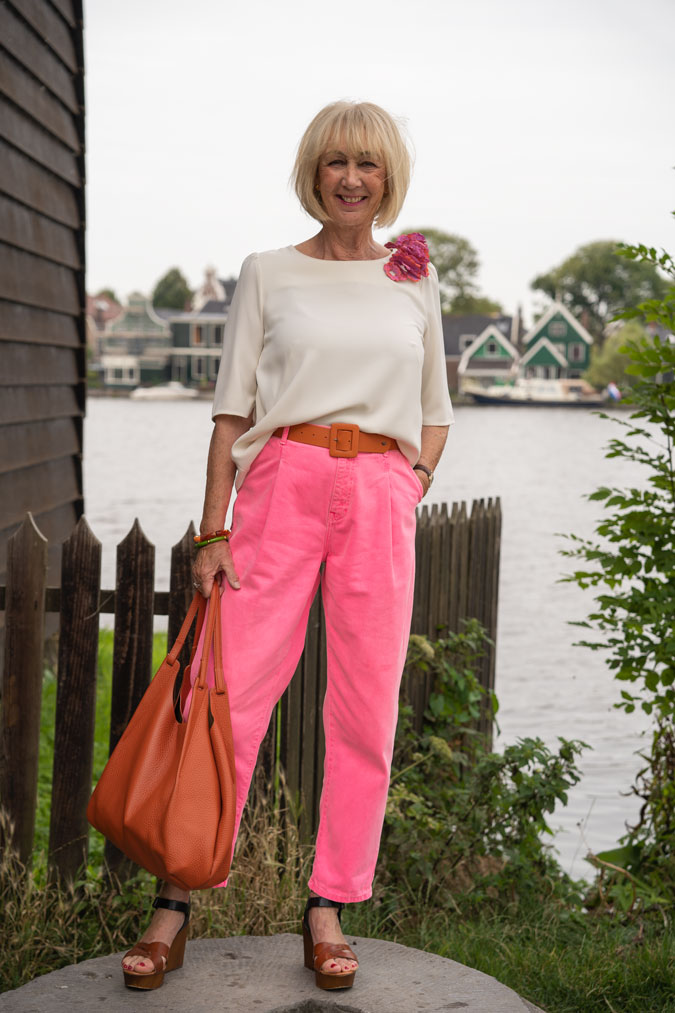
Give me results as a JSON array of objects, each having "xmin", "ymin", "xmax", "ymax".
[{"xmin": 0, "ymin": 935, "xmax": 546, "ymax": 1013}]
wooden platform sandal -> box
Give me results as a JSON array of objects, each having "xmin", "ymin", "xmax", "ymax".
[
  {"xmin": 302, "ymin": 895, "xmax": 358, "ymax": 991},
  {"xmin": 122, "ymin": 896, "xmax": 190, "ymax": 990}
]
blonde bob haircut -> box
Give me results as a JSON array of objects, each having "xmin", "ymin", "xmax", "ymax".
[{"xmin": 292, "ymin": 101, "xmax": 412, "ymax": 229}]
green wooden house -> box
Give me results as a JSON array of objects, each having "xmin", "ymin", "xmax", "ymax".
[
  {"xmin": 519, "ymin": 302, "xmax": 593, "ymax": 379},
  {"xmin": 457, "ymin": 323, "xmax": 520, "ymax": 389}
]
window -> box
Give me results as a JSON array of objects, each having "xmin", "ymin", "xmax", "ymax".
[
  {"xmin": 486, "ymin": 340, "xmax": 498, "ymax": 355},
  {"xmin": 213, "ymin": 325, "xmax": 223, "ymax": 345},
  {"xmin": 549, "ymin": 321, "xmax": 567, "ymax": 338},
  {"xmin": 192, "ymin": 325, "xmax": 203, "ymax": 346},
  {"xmin": 193, "ymin": 356, "xmax": 205, "ymax": 379},
  {"xmin": 208, "ymin": 357, "xmax": 219, "ymax": 380},
  {"xmin": 570, "ymin": 343, "xmax": 584, "ymax": 362},
  {"xmin": 459, "ymin": 334, "xmax": 476, "ymax": 352}
]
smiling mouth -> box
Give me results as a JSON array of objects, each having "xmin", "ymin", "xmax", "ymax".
[{"xmin": 337, "ymin": 195, "xmax": 367, "ymax": 204}]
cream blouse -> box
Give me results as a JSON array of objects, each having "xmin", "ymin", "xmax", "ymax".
[{"xmin": 212, "ymin": 245, "xmax": 454, "ymax": 485}]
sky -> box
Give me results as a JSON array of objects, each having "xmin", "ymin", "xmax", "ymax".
[{"xmin": 85, "ymin": 0, "xmax": 675, "ymax": 325}]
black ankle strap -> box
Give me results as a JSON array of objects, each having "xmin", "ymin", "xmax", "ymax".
[
  {"xmin": 305, "ymin": 895, "xmax": 345, "ymax": 916},
  {"xmin": 153, "ymin": 896, "xmax": 190, "ymax": 920}
]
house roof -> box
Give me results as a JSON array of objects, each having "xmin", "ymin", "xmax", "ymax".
[
  {"xmin": 442, "ymin": 314, "xmax": 520, "ymax": 357},
  {"xmin": 522, "ymin": 301, "xmax": 594, "ymax": 347},
  {"xmin": 520, "ymin": 336, "xmax": 569, "ymax": 369},
  {"xmin": 458, "ymin": 325, "xmax": 520, "ymax": 375}
]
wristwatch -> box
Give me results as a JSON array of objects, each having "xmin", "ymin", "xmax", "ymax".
[{"xmin": 413, "ymin": 464, "xmax": 434, "ymax": 486}]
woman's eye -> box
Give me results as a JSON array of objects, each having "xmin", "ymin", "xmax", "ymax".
[{"xmin": 328, "ymin": 159, "xmax": 345, "ymax": 166}]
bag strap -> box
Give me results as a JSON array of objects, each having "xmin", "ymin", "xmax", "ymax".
[
  {"xmin": 195, "ymin": 585, "xmax": 226, "ymax": 695},
  {"xmin": 166, "ymin": 591, "xmax": 204, "ymax": 668}
]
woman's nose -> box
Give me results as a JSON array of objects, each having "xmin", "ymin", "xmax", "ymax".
[{"xmin": 342, "ymin": 163, "xmax": 361, "ymax": 187}]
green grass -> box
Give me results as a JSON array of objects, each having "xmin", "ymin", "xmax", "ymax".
[{"xmin": 345, "ymin": 899, "xmax": 675, "ymax": 1013}]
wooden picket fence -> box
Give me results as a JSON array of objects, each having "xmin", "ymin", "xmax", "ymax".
[{"xmin": 0, "ymin": 498, "xmax": 501, "ymax": 882}]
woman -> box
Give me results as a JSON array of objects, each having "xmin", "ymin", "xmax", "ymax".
[{"xmin": 122, "ymin": 100, "xmax": 453, "ymax": 991}]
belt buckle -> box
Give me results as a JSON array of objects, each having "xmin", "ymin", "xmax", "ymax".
[{"xmin": 329, "ymin": 423, "xmax": 359, "ymax": 458}]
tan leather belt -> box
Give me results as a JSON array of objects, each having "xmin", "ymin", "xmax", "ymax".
[{"xmin": 272, "ymin": 423, "xmax": 398, "ymax": 459}]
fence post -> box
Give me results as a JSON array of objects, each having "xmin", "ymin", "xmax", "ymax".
[
  {"xmin": 0, "ymin": 514, "xmax": 47, "ymax": 863},
  {"xmin": 104, "ymin": 519, "xmax": 155, "ymax": 878},
  {"xmin": 168, "ymin": 522, "xmax": 197, "ymax": 671},
  {"xmin": 49, "ymin": 517, "xmax": 102, "ymax": 882},
  {"xmin": 300, "ymin": 587, "xmax": 325, "ymax": 838},
  {"xmin": 412, "ymin": 505, "xmax": 430, "ymax": 635}
]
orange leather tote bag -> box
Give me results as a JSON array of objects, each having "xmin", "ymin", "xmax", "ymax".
[{"xmin": 87, "ymin": 587, "xmax": 236, "ymax": 890}]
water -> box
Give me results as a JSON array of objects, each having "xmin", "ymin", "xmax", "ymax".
[{"xmin": 83, "ymin": 398, "xmax": 651, "ymax": 879}]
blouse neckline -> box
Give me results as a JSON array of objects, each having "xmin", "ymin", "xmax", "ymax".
[{"xmin": 290, "ymin": 245, "xmax": 389, "ymax": 264}]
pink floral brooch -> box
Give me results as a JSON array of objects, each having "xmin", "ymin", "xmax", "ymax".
[{"xmin": 383, "ymin": 232, "xmax": 430, "ymax": 283}]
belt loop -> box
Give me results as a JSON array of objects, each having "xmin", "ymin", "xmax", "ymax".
[{"xmin": 280, "ymin": 425, "xmax": 290, "ymax": 445}]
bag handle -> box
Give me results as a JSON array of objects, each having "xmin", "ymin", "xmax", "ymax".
[
  {"xmin": 196, "ymin": 585, "xmax": 226, "ymax": 695},
  {"xmin": 166, "ymin": 591, "xmax": 205, "ymax": 669}
]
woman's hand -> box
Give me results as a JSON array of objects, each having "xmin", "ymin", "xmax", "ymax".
[{"xmin": 192, "ymin": 540, "xmax": 240, "ymax": 597}]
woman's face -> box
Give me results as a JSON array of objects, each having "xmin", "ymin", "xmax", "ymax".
[{"xmin": 316, "ymin": 145, "xmax": 387, "ymax": 228}]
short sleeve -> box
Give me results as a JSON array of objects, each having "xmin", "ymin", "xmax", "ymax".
[
  {"xmin": 211, "ymin": 253, "xmax": 263, "ymax": 419},
  {"xmin": 420, "ymin": 264, "xmax": 454, "ymax": 426}
]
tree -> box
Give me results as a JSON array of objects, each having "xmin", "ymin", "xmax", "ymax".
[
  {"xmin": 395, "ymin": 228, "xmax": 501, "ymax": 314},
  {"xmin": 95, "ymin": 287, "xmax": 118, "ymax": 304},
  {"xmin": 531, "ymin": 240, "xmax": 669, "ymax": 340},
  {"xmin": 561, "ymin": 235, "xmax": 675, "ymax": 910},
  {"xmin": 561, "ymin": 240, "xmax": 675, "ymax": 719},
  {"xmin": 152, "ymin": 268, "xmax": 193, "ymax": 310},
  {"xmin": 583, "ymin": 320, "xmax": 646, "ymax": 390}
]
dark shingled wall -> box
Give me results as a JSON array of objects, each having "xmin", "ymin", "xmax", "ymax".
[{"xmin": 0, "ymin": 0, "xmax": 86, "ymax": 584}]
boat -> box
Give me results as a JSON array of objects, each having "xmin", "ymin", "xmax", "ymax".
[
  {"xmin": 130, "ymin": 381, "xmax": 199, "ymax": 401},
  {"xmin": 462, "ymin": 378, "xmax": 606, "ymax": 407}
]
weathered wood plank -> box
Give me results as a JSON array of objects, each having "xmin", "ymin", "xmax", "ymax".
[
  {"xmin": 437, "ymin": 502, "xmax": 451, "ymax": 631},
  {"xmin": 168, "ymin": 523, "xmax": 196, "ymax": 676},
  {"xmin": 104, "ymin": 520, "xmax": 155, "ymax": 877},
  {"xmin": 0, "ymin": 243, "xmax": 80, "ymax": 314},
  {"xmin": 300, "ymin": 587, "xmax": 322, "ymax": 838},
  {"xmin": 0, "ymin": 51, "xmax": 80, "ymax": 150},
  {"xmin": 0, "ymin": 299, "xmax": 79, "ymax": 347},
  {"xmin": 9, "ymin": 0, "xmax": 78, "ymax": 73},
  {"xmin": 0, "ymin": 140, "xmax": 80, "ymax": 228},
  {"xmin": 0, "ymin": 501, "xmax": 80, "ymax": 583},
  {"xmin": 280, "ymin": 656, "xmax": 303, "ymax": 808},
  {"xmin": 0, "ymin": 5, "xmax": 78, "ymax": 112},
  {"xmin": 48, "ymin": 517, "xmax": 101, "ymax": 882},
  {"xmin": 312, "ymin": 586, "xmax": 328, "ymax": 833},
  {"xmin": 0, "ymin": 456, "xmax": 81, "ymax": 529},
  {"xmin": 48, "ymin": 0, "xmax": 77, "ymax": 29},
  {"xmin": 0, "ymin": 195, "xmax": 80, "ymax": 268},
  {"xmin": 0, "ymin": 341, "xmax": 79, "ymax": 386},
  {"xmin": 455, "ymin": 501, "xmax": 469, "ymax": 626},
  {"xmin": 428, "ymin": 503, "xmax": 442, "ymax": 636},
  {"xmin": 0, "ymin": 384, "xmax": 81, "ymax": 425},
  {"xmin": 0, "ymin": 513, "xmax": 47, "ymax": 863},
  {"xmin": 0, "ymin": 95, "xmax": 79, "ymax": 184},
  {"xmin": 0, "ymin": 417, "xmax": 80, "ymax": 474}
]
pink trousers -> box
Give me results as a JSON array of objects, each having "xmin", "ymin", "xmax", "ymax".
[{"xmin": 185, "ymin": 429, "xmax": 423, "ymax": 902}]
